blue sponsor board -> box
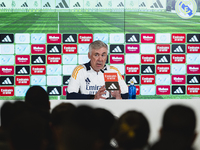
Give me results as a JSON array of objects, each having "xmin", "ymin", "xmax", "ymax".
[
  {"xmin": 0, "ymin": 55, "xmax": 15, "ymax": 65},
  {"xmin": 171, "ymin": 64, "xmax": 186, "ymax": 74},
  {"xmin": 63, "ymin": 54, "xmax": 77, "ymax": 64},
  {"xmin": 31, "ymin": 33, "xmax": 46, "ymax": 44},
  {"xmin": 15, "ymin": 86, "xmax": 30, "ymax": 96},
  {"xmin": 15, "ymin": 44, "xmax": 30, "ymax": 54},
  {"xmin": 47, "ymin": 65, "xmax": 62, "ymax": 75},
  {"xmin": 31, "ymin": 76, "xmax": 46, "ymax": 85},
  {"xmin": 187, "ymin": 54, "xmax": 200, "ymax": 64},
  {"xmin": 156, "ymin": 75, "xmax": 171, "ymax": 85},
  {"xmin": 93, "ymin": 33, "xmax": 109, "ymax": 44},
  {"xmin": 141, "ymin": 85, "xmax": 156, "ymax": 95},
  {"xmin": 78, "ymin": 44, "xmax": 89, "ymax": 54}
]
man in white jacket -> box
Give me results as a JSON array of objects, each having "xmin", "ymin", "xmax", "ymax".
[{"xmin": 66, "ymin": 40, "xmax": 128, "ymax": 99}]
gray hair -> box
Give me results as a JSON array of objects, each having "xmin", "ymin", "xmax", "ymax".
[{"xmin": 89, "ymin": 40, "xmax": 108, "ymax": 55}]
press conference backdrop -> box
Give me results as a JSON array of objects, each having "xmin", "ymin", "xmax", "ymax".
[{"xmin": 0, "ymin": 0, "xmax": 200, "ymax": 100}]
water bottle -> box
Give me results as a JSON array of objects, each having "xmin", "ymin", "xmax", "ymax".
[{"xmin": 128, "ymin": 79, "xmax": 136, "ymax": 99}]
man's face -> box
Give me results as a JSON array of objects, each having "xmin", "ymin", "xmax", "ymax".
[{"xmin": 88, "ymin": 47, "xmax": 108, "ymax": 72}]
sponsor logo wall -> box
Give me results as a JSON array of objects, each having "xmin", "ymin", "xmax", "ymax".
[{"xmin": 0, "ymin": 33, "xmax": 200, "ymax": 98}]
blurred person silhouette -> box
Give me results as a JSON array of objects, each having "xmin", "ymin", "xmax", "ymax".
[
  {"xmin": 9, "ymin": 112, "xmax": 49, "ymax": 150},
  {"xmin": 0, "ymin": 101, "xmax": 49, "ymax": 150},
  {"xmin": 25, "ymin": 86, "xmax": 54, "ymax": 150},
  {"xmin": 150, "ymin": 104, "xmax": 197, "ymax": 150},
  {"xmin": 94, "ymin": 108, "xmax": 117, "ymax": 150},
  {"xmin": 0, "ymin": 101, "xmax": 14, "ymax": 150},
  {"xmin": 25, "ymin": 86, "xmax": 50, "ymax": 114},
  {"xmin": 61, "ymin": 105, "xmax": 107, "ymax": 150},
  {"xmin": 112, "ymin": 110, "xmax": 150, "ymax": 150},
  {"xmin": 50, "ymin": 102, "xmax": 76, "ymax": 150}
]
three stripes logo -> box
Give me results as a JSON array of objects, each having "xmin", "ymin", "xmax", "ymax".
[
  {"xmin": 0, "ymin": 34, "xmax": 14, "ymax": 43},
  {"xmin": 43, "ymin": 2, "xmax": 51, "ymax": 7},
  {"xmin": 31, "ymin": 55, "xmax": 46, "ymax": 64},
  {"xmin": 126, "ymin": 75, "xmax": 140, "ymax": 85},
  {"xmin": 15, "ymin": 66, "xmax": 30, "ymax": 75},
  {"xmin": 0, "ymin": 2, "xmax": 6, "ymax": 7},
  {"xmin": 63, "ymin": 76, "xmax": 71, "ymax": 85},
  {"xmin": 128, "ymin": 77, "xmax": 137, "ymax": 84},
  {"xmin": 56, "ymin": 0, "xmax": 69, "ymax": 8},
  {"xmin": 187, "ymin": 34, "xmax": 200, "ymax": 43},
  {"xmin": 47, "ymin": 45, "xmax": 61, "ymax": 53},
  {"xmin": 73, "ymin": 2, "xmax": 81, "ymax": 7},
  {"xmin": 106, "ymin": 82, "xmax": 120, "ymax": 90},
  {"xmin": 172, "ymin": 86, "xmax": 185, "ymax": 94},
  {"xmin": 187, "ymin": 75, "xmax": 200, "ymax": 84},
  {"xmin": 139, "ymin": 2, "xmax": 146, "ymax": 7},
  {"xmin": 0, "ymin": 77, "xmax": 14, "ymax": 85},
  {"xmin": 117, "ymin": 2, "xmax": 124, "ymax": 7},
  {"xmin": 126, "ymin": 34, "xmax": 139, "ymax": 43},
  {"xmin": 156, "ymin": 55, "xmax": 170, "ymax": 63},
  {"xmin": 110, "ymin": 45, "xmax": 124, "ymax": 53},
  {"xmin": 96, "ymin": 2, "xmax": 102, "ymax": 7},
  {"xmin": 21, "ymin": 2, "xmax": 28, "ymax": 7},
  {"xmin": 172, "ymin": 44, "xmax": 185, "ymax": 53},
  {"xmin": 150, "ymin": 0, "xmax": 163, "ymax": 8},
  {"xmin": 108, "ymin": 83, "xmax": 118, "ymax": 90},
  {"xmin": 85, "ymin": 78, "xmax": 91, "ymax": 84},
  {"xmin": 141, "ymin": 65, "xmax": 155, "ymax": 74},
  {"xmin": 63, "ymin": 34, "xmax": 77, "ymax": 43},
  {"xmin": 47, "ymin": 87, "xmax": 61, "ymax": 95}
]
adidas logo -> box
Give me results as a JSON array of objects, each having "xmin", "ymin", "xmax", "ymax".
[
  {"xmin": 2, "ymin": 78, "xmax": 12, "ymax": 85},
  {"xmin": 33, "ymin": 56, "xmax": 44, "ymax": 63},
  {"xmin": 96, "ymin": 2, "xmax": 102, "ymax": 7},
  {"xmin": 143, "ymin": 66, "xmax": 153, "ymax": 73},
  {"xmin": 128, "ymin": 35, "xmax": 137, "ymax": 42},
  {"xmin": 18, "ymin": 67, "xmax": 28, "ymax": 74},
  {"xmin": 189, "ymin": 35, "xmax": 199, "ymax": 42},
  {"xmin": 43, "ymin": 2, "xmax": 51, "ymax": 7},
  {"xmin": 150, "ymin": 0, "xmax": 163, "ymax": 8},
  {"xmin": 85, "ymin": 78, "xmax": 91, "ymax": 84},
  {"xmin": 65, "ymin": 79, "xmax": 70, "ymax": 84},
  {"xmin": 50, "ymin": 46, "xmax": 59, "ymax": 53},
  {"xmin": 174, "ymin": 46, "xmax": 184, "ymax": 52},
  {"xmin": 112, "ymin": 46, "xmax": 122, "ymax": 52},
  {"xmin": 21, "ymin": 2, "xmax": 28, "ymax": 7},
  {"xmin": 65, "ymin": 35, "xmax": 75, "ymax": 42},
  {"xmin": 158, "ymin": 56, "xmax": 168, "ymax": 63},
  {"xmin": 139, "ymin": 2, "xmax": 146, "ymax": 7},
  {"xmin": 73, "ymin": 2, "xmax": 81, "ymax": 7},
  {"xmin": 174, "ymin": 87, "xmax": 184, "ymax": 94},
  {"xmin": 49, "ymin": 88, "xmax": 60, "ymax": 95},
  {"xmin": 2, "ymin": 35, "xmax": 12, "ymax": 42},
  {"xmin": 56, "ymin": 0, "xmax": 69, "ymax": 8},
  {"xmin": 108, "ymin": 83, "xmax": 118, "ymax": 90},
  {"xmin": 128, "ymin": 77, "xmax": 137, "ymax": 84},
  {"xmin": 189, "ymin": 76, "xmax": 199, "ymax": 83},
  {"xmin": 117, "ymin": 2, "xmax": 124, "ymax": 7},
  {"xmin": 0, "ymin": 2, "xmax": 6, "ymax": 7}
]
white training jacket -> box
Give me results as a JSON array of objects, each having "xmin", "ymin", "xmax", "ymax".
[{"xmin": 66, "ymin": 61, "xmax": 128, "ymax": 99}]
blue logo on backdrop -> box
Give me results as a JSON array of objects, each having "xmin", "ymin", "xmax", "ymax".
[{"xmin": 175, "ymin": 0, "xmax": 197, "ymax": 19}]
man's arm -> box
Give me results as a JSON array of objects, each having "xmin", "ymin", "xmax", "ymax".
[{"xmin": 66, "ymin": 65, "xmax": 87, "ymax": 99}]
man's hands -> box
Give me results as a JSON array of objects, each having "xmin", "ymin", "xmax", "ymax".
[
  {"xmin": 94, "ymin": 85, "xmax": 122, "ymax": 99},
  {"xmin": 110, "ymin": 88, "xmax": 122, "ymax": 99},
  {"xmin": 94, "ymin": 85, "xmax": 106, "ymax": 99}
]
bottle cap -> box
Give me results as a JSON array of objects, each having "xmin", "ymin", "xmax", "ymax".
[{"xmin": 130, "ymin": 79, "xmax": 134, "ymax": 85}]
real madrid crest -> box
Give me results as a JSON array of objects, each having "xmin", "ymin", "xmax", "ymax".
[{"xmin": 175, "ymin": 0, "xmax": 197, "ymax": 19}]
